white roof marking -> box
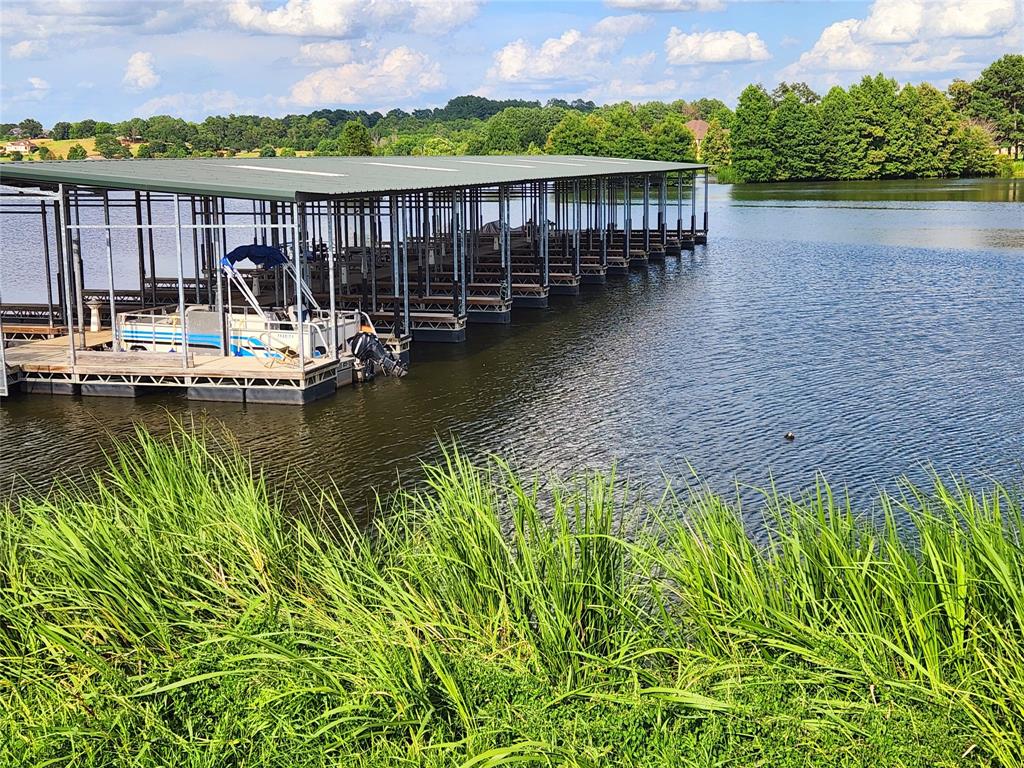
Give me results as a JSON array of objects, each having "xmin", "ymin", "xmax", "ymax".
[
  {"xmin": 362, "ymin": 162, "xmax": 458, "ymax": 172},
  {"xmin": 228, "ymin": 164, "xmax": 348, "ymax": 177}
]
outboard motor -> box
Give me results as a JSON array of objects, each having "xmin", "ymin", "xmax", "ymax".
[{"xmin": 348, "ymin": 331, "xmax": 407, "ymax": 378}]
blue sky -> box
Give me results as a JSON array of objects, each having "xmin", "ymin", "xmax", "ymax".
[{"xmin": 1, "ymin": 0, "xmax": 1020, "ymax": 126}]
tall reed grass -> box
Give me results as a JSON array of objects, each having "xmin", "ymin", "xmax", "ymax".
[{"xmin": 1, "ymin": 421, "xmax": 1021, "ymax": 766}]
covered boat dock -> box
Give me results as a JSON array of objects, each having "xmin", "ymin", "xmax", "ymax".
[{"xmin": 0, "ymin": 155, "xmax": 708, "ymax": 404}]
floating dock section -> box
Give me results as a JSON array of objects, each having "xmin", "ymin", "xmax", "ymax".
[{"xmin": 1, "ymin": 155, "xmax": 708, "ymax": 404}]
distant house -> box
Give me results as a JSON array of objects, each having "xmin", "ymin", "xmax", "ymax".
[
  {"xmin": 117, "ymin": 135, "xmax": 142, "ymax": 148},
  {"xmin": 685, "ymin": 119, "xmax": 709, "ymax": 151},
  {"xmin": 4, "ymin": 139, "xmax": 37, "ymax": 153}
]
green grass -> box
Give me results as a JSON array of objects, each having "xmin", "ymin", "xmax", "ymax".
[{"xmin": 2, "ymin": 420, "xmax": 1022, "ymax": 766}]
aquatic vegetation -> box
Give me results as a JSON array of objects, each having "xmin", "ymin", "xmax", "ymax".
[{"xmin": 1, "ymin": 422, "xmax": 1022, "ymax": 766}]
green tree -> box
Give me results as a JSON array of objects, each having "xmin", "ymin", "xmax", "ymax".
[
  {"xmin": 950, "ymin": 124, "xmax": 999, "ymax": 177},
  {"xmin": 192, "ymin": 128, "xmax": 220, "ymax": 153},
  {"xmin": 483, "ymin": 107, "xmax": 561, "ymax": 154},
  {"xmin": 9, "ymin": 151, "xmax": 23, "ymax": 161},
  {"xmin": 648, "ymin": 114, "xmax": 697, "ymax": 162},
  {"xmin": 691, "ymin": 97, "xmax": 732, "ymax": 125},
  {"xmin": 545, "ymin": 111, "xmax": 603, "ymax": 155},
  {"xmin": 135, "ymin": 143, "xmax": 153, "ymax": 158},
  {"xmin": 94, "ymin": 133, "xmax": 129, "ymax": 159},
  {"xmin": 969, "ymin": 54, "xmax": 1024, "ymax": 158},
  {"xmin": 338, "ymin": 120, "xmax": 373, "ymax": 155},
  {"xmin": 700, "ymin": 117, "xmax": 731, "ymax": 171},
  {"xmin": 850, "ymin": 74, "xmax": 898, "ymax": 178},
  {"xmin": 259, "ymin": 144, "xmax": 277, "ymax": 158},
  {"xmin": 279, "ymin": 147, "xmax": 297, "ymax": 157},
  {"xmin": 69, "ymin": 120, "xmax": 97, "ymax": 139},
  {"xmin": 819, "ymin": 86, "xmax": 861, "ymax": 179},
  {"xmin": 314, "ymin": 138, "xmax": 341, "ymax": 156},
  {"xmin": 768, "ymin": 92, "xmax": 822, "ymax": 180},
  {"xmin": 634, "ymin": 101, "xmax": 671, "ymax": 131},
  {"xmin": 731, "ymin": 84, "xmax": 776, "ymax": 182},
  {"xmin": 913, "ymin": 84, "xmax": 958, "ymax": 177},
  {"xmin": 947, "ymin": 79, "xmax": 973, "ymax": 114},
  {"xmin": 50, "ymin": 121, "xmax": 71, "ymax": 140},
  {"xmin": 67, "ymin": 144, "xmax": 88, "ymax": 160},
  {"xmin": 17, "ymin": 118, "xmax": 43, "ymax": 137},
  {"xmin": 36, "ymin": 145, "xmax": 52, "ymax": 160},
  {"xmin": 595, "ymin": 105, "xmax": 649, "ymax": 159},
  {"xmin": 162, "ymin": 143, "xmax": 188, "ymax": 158},
  {"xmin": 885, "ymin": 84, "xmax": 921, "ymax": 178},
  {"xmin": 771, "ymin": 82, "xmax": 820, "ymax": 105},
  {"xmin": 375, "ymin": 135, "xmax": 419, "ymax": 156},
  {"xmin": 418, "ymin": 136, "xmax": 457, "ymax": 155}
]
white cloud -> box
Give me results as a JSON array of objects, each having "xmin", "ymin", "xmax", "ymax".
[
  {"xmin": 606, "ymin": 0, "xmax": 724, "ymax": 11},
  {"xmin": 226, "ymin": 0, "xmax": 479, "ymax": 37},
  {"xmin": 17, "ymin": 76, "xmax": 50, "ymax": 101},
  {"xmin": 584, "ymin": 77, "xmax": 679, "ymax": 103},
  {"xmin": 489, "ymin": 30, "xmax": 621, "ymax": 83},
  {"xmin": 8, "ymin": 39, "xmax": 47, "ymax": 58},
  {"xmin": 859, "ymin": 0, "xmax": 925, "ymax": 43},
  {"xmin": 123, "ymin": 51, "xmax": 160, "ymax": 91},
  {"xmin": 665, "ymin": 29, "xmax": 770, "ymax": 64},
  {"xmin": 135, "ymin": 89, "xmax": 268, "ymax": 119},
  {"xmin": 859, "ymin": 0, "xmax": 1015, "ymax": 42},
  {"xmin": 931, "ymin": 0, "xmax": 1016, "ymax": 38},
  {"xmin": 289, "ymin": 46, "xmax": 445, "ymax": 107},
  {"xmin": 592, "ymin": 14, "xmax": 652, "ymax": 37},
  {"xmin": 295, "ymin": 41, "xmax": 355, "ymax": 64},
  {"xmin": 488, "ymin": 14, "xmax": 653, "ymax": 85},
  {"xmin": 782, "ymin": 0, "xmax": 1016, "ymax": 82},
  {"xmin": 1, "ymin": 1, "xmax": 216, "ymax": 40}
]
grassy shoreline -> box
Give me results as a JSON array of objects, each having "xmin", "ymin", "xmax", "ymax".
[{"xmin": 2, "ymin": 423, "xmax": 1023, "ymax": 766}]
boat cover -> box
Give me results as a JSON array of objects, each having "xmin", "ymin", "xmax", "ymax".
[{"xmin": 224, "ymin": 243, "xmax": 288, "ymax": 269}]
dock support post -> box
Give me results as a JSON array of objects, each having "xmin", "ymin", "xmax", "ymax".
[
  {"xmin": 539, "ymin": 183, "xmax": 549, "ymax": 289},
  {"xmin": 658, "ymin": 174, "xmax": 667, "ymax": 243},
  {"xmin": 58, "ymin": 185, "xmax": 77, "ymax": 366},
  {"xmin": 451, "ymin": 189, "xmax": 466, "ymax": 321},
  {"xmin": 191, "ymin": 197, "xmax": 201, "ymax": 303},
  {"xmin": 145, "ymin": 192, "xmax": 157, "ymax": 306},
  {"xmin": 690, "ymin": 171, "xmax": 697, "ymax": 240},
  {"xmin": 390, "ymin": 194, "xmax": 400, "ymax": 335},
  {"xmin": 676, "ymin": 172, "xmax": 683, "ymax": 240},
  {"xmin": 70, "ymin": 191, "xmax": 86, "ymax": 349},
  {"xmin": 328, "ymin": 199, "xmax": 339, "ymax": 360},
  {"xmin": 40, "ymin": 202, "xmax": 54, "ymax": 329},
  {"xmin": 402, "ymin": 194, "xmax": 410, "ymax": 338},
  {"xmin": 573, "ymin": 179, "xmax": 581, "ymax": 280},
  {"xmin": 703, "ymin": 167, "xmax": 709, "ymax": 234},
  {"xmin": 499, "ymin": 184, "xmax": 511, "ymax": 304},
  {"xmin": 102, "ymin": 191, "xmax": 118, "ymax": 349},
  {"xmin": 642, "ymin": 174, "xmax": 650, "ymax": 253},
  {"xmin": 599, "ymin": 178, "xmax": 607, "ymax": 269},
  {"xmin": 173, "ymin": 193, "xmax": 188, "ymax": 370},
  {"xmin": 53, "ymin": 201, "xmax": 66, "ymax": 328},
  {"xmin": 292, "ymin": 203, "xmax": 305, "ymax": 371},
  {"xmin": 134, "ymin": 192, "xmax": 146, "ymax": 305},
  {"xmin": 623, "ymin": 175, "xmax": 631, "ymax": 264}
]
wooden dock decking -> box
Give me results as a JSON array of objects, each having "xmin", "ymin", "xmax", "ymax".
[{"xmin": 3, "ymin": 329, "xmax": 354, "ymax": 404}]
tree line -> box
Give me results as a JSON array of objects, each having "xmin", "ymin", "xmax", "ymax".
[
  {"xmin": 2, "ymin": 54, "xmax": 1019, "ymax": 182},
  {"xmin": 729, "ymin": 55, "xmax": 1021, "ymax": 183}
]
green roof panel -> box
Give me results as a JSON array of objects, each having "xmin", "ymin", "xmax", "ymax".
[{"xmin": 0, "ymin": 155, "xmax": 707, "ymax": 202}]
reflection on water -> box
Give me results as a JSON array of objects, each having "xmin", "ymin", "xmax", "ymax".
[
  {"xmin": 2, "ymin": 178, "xmax": 1022, "ymax": 523},
  {"xmin": 730, "ymin": 177, "xmax": 1023, "ymax": 203}
]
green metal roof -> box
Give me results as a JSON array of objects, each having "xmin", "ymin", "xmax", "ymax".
[{"xmin": 0, "ymin": 155, "xmax": 706, "ymax": 203}]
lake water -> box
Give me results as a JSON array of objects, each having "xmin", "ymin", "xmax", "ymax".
[{"xmin": 2, "ymin": 178, "xmax": 1022, "ymax": 515}]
